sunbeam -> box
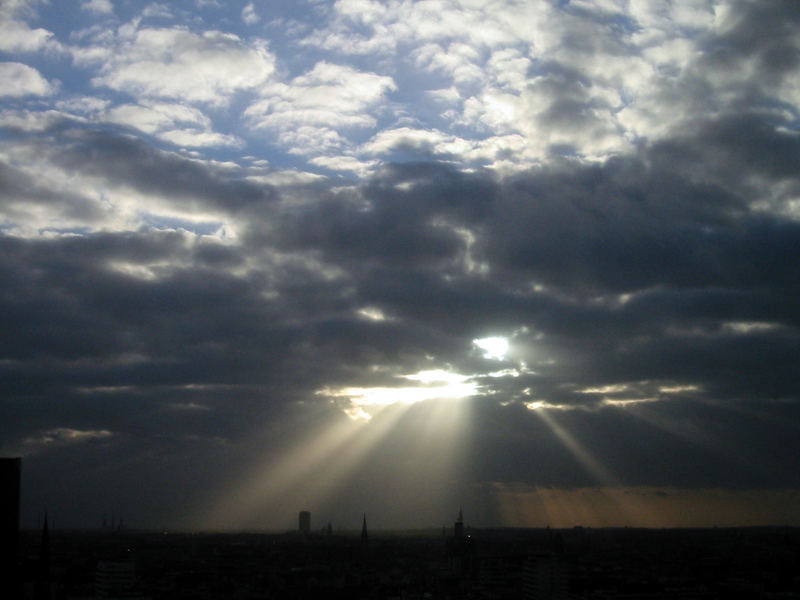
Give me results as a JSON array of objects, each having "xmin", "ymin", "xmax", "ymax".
[
  {"xmin": 194, "ymin": 391, "xmax": 473, "ymax": 530},
  {"xmin": 532, "ymin": 408, "xmax": 617, "ymax": 485},
  {"xmin": 522, "ymin": 407, "xmax": 656, "ymax": 527}
]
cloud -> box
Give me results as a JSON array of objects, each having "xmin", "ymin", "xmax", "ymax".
[
  {"xmin": 309, "ymin": 0, "xmax": 548, "ymax": 55},
  {"xmin": 22, "ymin": 428, "xmax": 113, "ymax": 454},
  {"xmin": 245, "ymin": 62, "xmax": 396, "ymax": 155},
  {"xmin": 309, "ymin": 155, "xmax": 377, "ymax": 175},
  {"xmin": 104, "ymin": 101, "xmax": 242, "ymax": 148},
  {"xmin": 0, "ymin": 0, "xmax": 56, "ymax": 53},
  {"xmin": 241, "ymin": 2, "xmax": 258, "ymax": 25},
  {"xmin": 91, "ymin": 26, "xmax": 276, "ymax": 105},
  {"xmin": 411, "ymin": 42, "xmax": 484, "ymax": 85},
  {"xmin": 105, "ymin": 102, "xmax": 211, "ymax": 134},
  {"xmin": 0, "ymin": 108, "xmax": 76, "ymax": 133},
  {"xmin": 0, "ymin": 124, "xmax": 272, "ymax": 238},
  {"xmin": 3, "ymin": 113, "xmax": 800, "ymax": 525},
  {"xmin": 0, "ymin": 62, "xmax": 53, "ymax": 96},
  {"xmin": 81, "ymin": 0, "xmax": 113, "ymax": 15}
]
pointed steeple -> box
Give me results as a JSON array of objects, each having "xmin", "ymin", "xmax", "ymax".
[{"xmin": 360, "ymin": 514, "xmax": 368, "ymax": 545}]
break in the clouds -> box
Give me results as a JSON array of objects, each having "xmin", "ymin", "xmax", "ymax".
[{"xmin": 1, "ymin": 0, "xmax": 799, "ymax": 531}]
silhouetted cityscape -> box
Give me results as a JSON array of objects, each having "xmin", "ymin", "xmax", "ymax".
[{"xmin": 3, "ymin": 457, "xmax": 800, "ymax": 599}]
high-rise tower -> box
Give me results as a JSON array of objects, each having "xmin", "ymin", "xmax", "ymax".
[{"xmin": 298, "ymin": 511, "xmax": 311, "ymax": 535}]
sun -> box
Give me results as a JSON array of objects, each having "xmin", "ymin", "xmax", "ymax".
[{"xmin": 473, "ymin": 336, "xmax": 509, "ymax": 360}]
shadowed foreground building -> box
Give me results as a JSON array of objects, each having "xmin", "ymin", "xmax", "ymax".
[
  {"xmin": 1, "ymin": 458, "xmax": 21, "ymax": 599},
  {"xmin": 523, "ymin": 553, "xmax": 568, "ymax": 600},
  {"xmin": 96, "ymin": 559, "xmax": 150, "ymax": 600}
]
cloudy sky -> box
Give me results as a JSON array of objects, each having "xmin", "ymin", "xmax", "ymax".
[{"xmin": 2, "ymin": 0, "xmax": 800, "ymax": 531}]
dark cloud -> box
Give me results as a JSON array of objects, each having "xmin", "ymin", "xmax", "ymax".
[
  {"xmin": 49, "ymin": 127, "xmax": 276, "ymax": 212},
  {"xmin": 701, "ymin": 1, "xmax": 800, "ymax": 91}
]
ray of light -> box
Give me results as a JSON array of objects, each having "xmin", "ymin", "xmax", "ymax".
[
  {"xmin": 525, "ymin": 408, "xmax": 656, "ymax": 527},
  {"xmin": 193, "ymin": 411, "xmax": 363, "ymax": 530},
  {"xmin": 533, "ymin": 408, "xmax": 617, "ymax": 485},
  {"xmin": 492, "ymin": 485, "xmax": 800, "ymax": 528},
  {"xmin": 193, "ymin": 390, "xmax": 473, "ymax": 530},
  {"xmin": 612, "ymin": 400, "xmax": 774, "ymax": 478}
]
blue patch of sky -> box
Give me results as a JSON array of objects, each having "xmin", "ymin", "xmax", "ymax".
[{"xmin": 34, "ymin": 4, "xmax": 104, "ymax": 42}]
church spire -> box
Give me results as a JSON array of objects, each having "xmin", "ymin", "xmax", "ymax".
[
  {"xmin": 360, "ymin": 514, "xmax": 368, "ymax": 545},
  {"xmin": 36, "ymin": 513, "xmax": 51, "ymax": 600}
]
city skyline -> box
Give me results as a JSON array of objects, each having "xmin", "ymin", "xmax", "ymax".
[{"xmin": 1, "ymin": 0, "xmax": 799, "ymax": 531}]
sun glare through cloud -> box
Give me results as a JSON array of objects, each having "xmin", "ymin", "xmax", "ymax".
[
  {"xmin": 319, "ymin": 369, "xmax": 477, "ymax": 421},
  {"xmin": 473, "ymin": 336, "xmax": 509, "ymax": 360}
]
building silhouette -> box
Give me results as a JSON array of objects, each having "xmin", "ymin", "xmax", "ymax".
[
  {"xmin": 454, "ymin": 507, "xmax": 464, "ymax": 541},
  {"xmin": 298, "ymin": 511, "xmax": 310, "ymax": 535},
  {"xmin": 32, "ymin": 514, "xmax": 54, "ymax": 600},
  {"xmin": 523, "ymin": 553, "xmax": 568, "ymax": 600},
  {"xmin": 360, "ymin": 514, "xmax": 368, "ymax": 545},
  {"xmin": 95, "ymin": 559, "xmax": 149, "ymax": 599},
  {"xmin": 1, "ymin": 458, "xmax": 21, "ymax": 599},
  {"xmin": 447, "ymin": 508, "xmax": 472, "ymax": 576}
]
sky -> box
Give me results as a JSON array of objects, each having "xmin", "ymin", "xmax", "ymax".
[{"xmin": 1, "ymin": 0, "xmax": 800, "ymax": 532}]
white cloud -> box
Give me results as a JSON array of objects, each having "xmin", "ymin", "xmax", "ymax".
[
  {"xmin": 141, "ymin": 4, "xmax": 173, "ymax": 19},
  {"xmin": 106, "ymin": 102, "xmax": 211, "ymax": 134},
  {"xmin": 411, "ymin": 42, "xmax": 485, "ymax": 85},
  {"xmin": 278, "ymin": 126, "xmax": 347, "ymax": 156},
  {"xmin": 485, "ymin": 48, "xmax": 532, "ymax": 91},
  {"xmin": 246, "ymin": 169, "xmax": 325, "ymax": 187},
  {"xmin": 22, "ymin": 428, "xmax": 113, "ymax": 453},
  {"xmin": 628, "ymin": 0, "xmax": 715, "ymax": 33},
  {"xmin": 0, "ymin": 108, "xmax": 71, "ymax": 132},
  {"xmin": 358, "ymin": 126, "xmax": 531, "ymax": 170},
  {"xmin": 310, "ymin": 0, "xmax": 551, "ymax": 56},
  {"xmin": 81, "ymin": 0, "xmax": 113, "ymax": 15},
  {"xmin": 0, "ymin": 62, "xmax": 53, "ymax": 96},
  {"xmin": 309, "ymin": 154, "xmax": 377, "ymax": 175},
  {"xmin": 360, "ymin": 126, "xmax": 454, "ymax": 156},
  {"xmin": 158, "ymin": 128, "xmax": 242, "ymax": 148},
  {"xmin": 0, "ymin": 0, "xmax": 56, "ymax": 52},
  {"xmin": 426, "ymin": 86, "xmax": 461, "ymax": 105},
  {"xmin": 245, "ymin": 62, "xmax": 396, "ymax": 155},
  {"xmin": 105, "ymin": 101, "xmax": 242, "ymax": 148},
  {"xmin": 92, "ymin": 27, "xmax": 276, "ymax": 105},
  {"xmin": 241, "ymin": 2, "xmax": 259, "ymax": 25},
  {"xmin": 55, "ymin": 96, "xmax": 111, "ymax": 115},
  {"xmin": 301, "ymin": 0, "xmax": 651, "ymax": 163}
]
